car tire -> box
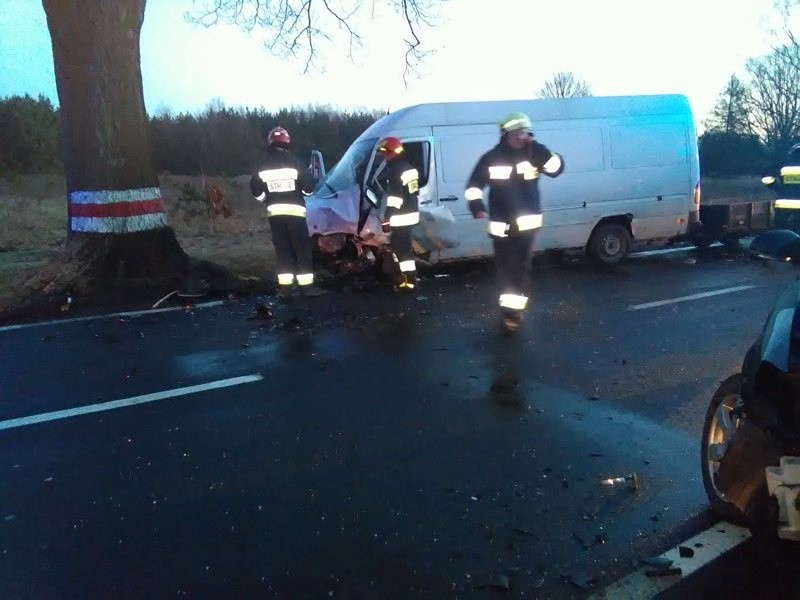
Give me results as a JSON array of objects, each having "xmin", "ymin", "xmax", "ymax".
[
  {"xmin": 587, "ymin": 223, "xmax": 631, "ymax": 265},
  {"xmin": 700, "ymin": 373, "xmax": 748, "ymax": 524}
]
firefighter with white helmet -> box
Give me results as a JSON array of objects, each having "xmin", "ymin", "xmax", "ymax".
[
  {"xmin": 250, "ymin": 126, "xmax": 323, "ymax": 299},
  {"xmin": 376, "ymin": 136, "xmax": 421, "ymax": 292},
  {"xmin": 464, "ymin": 111, "xmax": 564, "ymax": 332}
]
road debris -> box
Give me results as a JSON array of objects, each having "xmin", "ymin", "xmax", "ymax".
[
  {"xmin": 152, "ymin": 290, "xmax": 178, "ymax": 309},
  {"xmin": 678, "ymin": 546, "xmax": 695, "ymax": 558},
  {"xmin": 600, "ymin": 473, "xmax": 639, "ymax": 491},
  {"xmin": 254, "ymin": 303, "xmax": 273, "ymax": 320}
]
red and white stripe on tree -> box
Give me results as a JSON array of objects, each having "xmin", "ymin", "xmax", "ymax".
[{"xmin": 69, "ymin": 187, "xmax": 168, "ymax": 233}]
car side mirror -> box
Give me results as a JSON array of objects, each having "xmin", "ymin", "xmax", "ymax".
[{"xmin": 750, "ymin": 230, "xmax": 800, "ymax": 263}]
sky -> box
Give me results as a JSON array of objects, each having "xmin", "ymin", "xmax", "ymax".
[{"xmin": 0, "ymin": 0, "xmax": 795, "ymax": 129}]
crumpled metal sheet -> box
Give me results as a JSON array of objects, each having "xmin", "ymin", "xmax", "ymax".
[{"xmin": 306, "ymin": 184, "xmax": 461, "ymax": 254}]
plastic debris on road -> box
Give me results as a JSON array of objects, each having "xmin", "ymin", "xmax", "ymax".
[{"xmin": 600, "ymin": 473, "xmax": 640, "ymax": 491}]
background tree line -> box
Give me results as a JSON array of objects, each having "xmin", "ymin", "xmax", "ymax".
[
  {"xmin": 0, "ymin": 94, "xmax": 382, "ymax": 177},
  {"xmin": 700, "ymin": 1, "xmax": 800, "ymax": 176},
  {"xmin": 5, "ymin": 29, "xmax": 800, "ymax": 182}
]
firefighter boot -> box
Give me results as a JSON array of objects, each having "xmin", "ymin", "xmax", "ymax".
[{"xmin": 394, "ymin": 272, "xmax": 417, "ymax": 294}]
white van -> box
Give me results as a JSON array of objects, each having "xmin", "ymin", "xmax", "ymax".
[{"xmin": 306, "ymin": 94, "xmax": 701, "ymax": 266}]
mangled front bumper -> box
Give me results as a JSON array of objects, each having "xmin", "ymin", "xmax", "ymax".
[{"xmin": 305, "ymin": 185, "xmax": 461, "ymax": 266}]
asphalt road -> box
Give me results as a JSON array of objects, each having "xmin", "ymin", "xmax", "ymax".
[{"xmin": 1, "ymin": 245, "xmax": 799, "ymax": 598}]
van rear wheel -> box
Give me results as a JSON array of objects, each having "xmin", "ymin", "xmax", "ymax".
[{"xmin": 587, "ymin": 223, "xmax": 631, "ymax": 265}]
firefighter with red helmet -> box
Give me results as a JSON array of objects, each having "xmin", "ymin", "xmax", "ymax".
[
  {"xmin": 464, "ymin": 112, "xmax": 564, "ymax": 332},
  {"xmin": 250, "ymin": 126, "xmax": 323, "ymax": 299},
  {"xmin": 376, "ymin": 136, "xmax": 420, "ymax": 292}
]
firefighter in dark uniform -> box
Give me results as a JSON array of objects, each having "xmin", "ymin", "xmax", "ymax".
[
  {"xmin": 250, "ymin": 126, "xmax": 322, "ymax": 299},
  {"xmin": 464, "ymin": 112, "xmax": 564, "ymax": 333},
  {"xmin": 763, "ymin": 143, "xmax": 800, "ymax": 233},
  {"xmin": 376, "ymin": 137, "xmax": 421, "ymax": 292}
]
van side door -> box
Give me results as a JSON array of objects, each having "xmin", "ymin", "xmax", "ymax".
[{"xmin": 431, "ymin": 125, "xmax": 499, "ymax": 259}]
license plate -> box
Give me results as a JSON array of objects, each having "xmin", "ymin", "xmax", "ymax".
[
  {"xmin": 783, "ymin": 175, "xmax": 800, "ymax": 184},
  {"xmin": 267, "ymin": 179, "xmax": 296, "ymax": 193}
]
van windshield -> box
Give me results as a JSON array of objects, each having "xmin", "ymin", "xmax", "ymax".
[{"xmin": 317, "ymin": 138, "xmax": 377, "ymax": 194}]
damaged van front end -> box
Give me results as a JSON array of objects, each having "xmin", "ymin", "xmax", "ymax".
[{"xmin": 305, "ymin": 137, "xmax": 459, "ymax": 275}]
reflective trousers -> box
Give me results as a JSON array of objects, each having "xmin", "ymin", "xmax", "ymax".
[
  {"xmin": 269, "ymin": 215, "xmax": 314, "ymax": 287},
  {"xmin": 391, "ymin": 225, "xmax": 417, "ymax": 287},
  {"xmin": 492, "ymin": 230, "xmax": 536, "ymax": 318}
]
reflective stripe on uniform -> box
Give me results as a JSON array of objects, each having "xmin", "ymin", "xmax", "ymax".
[
  {"xmin": 465, "ymin": 187, "xmax": 483, "ymax": 201},
  {"xmin": 780, "ymin": 166, "xmax": 800, "ymax": 184},
  {"xmin": 775, "ymin": 199, "xmax": 800, "ymax": 209},
  {"xmin": 254, "ymin": 192, "xmax": 266, "ymax": 202},
  {"xmin": 296, "ymin": 273, "xmax": 314, "ymax": 286},
  {"xmin": 542, "ymin": 154, "xmax": 562, "ymax": 174},
  {"xmin": 762, "ymin": 176, "xmax": 776, "ymax": 185},
  {"xmin": 389, "ymin": 212, "xmax": 420, "ymax": 227},
  {"xmin": 489, "ymin": 166, "xmax": 513, "ymax": 179},
  {"xmin": 259, "ymin": 168, "xmax": 299, "ymax": 181},
  {"xmin": 516, "ymin": 161, "xmax": 539, "ymax": 180},
  {"xmin": 400, "ymin": 169, "xmax": 419, "ymax": 185},
  {"xmin": 259, "ymin": 168, "xmax": 299, "ymax": 193},
  {"xmin": 489, "ymin": 221, "xmax": 509, "ymax": 237},
  {"xmin": 387, "ymin": 195, "xmax": 403, "ymax": 209},
  {"xmin": 517, "ymin": 214, "xmax": 543, "ymax": 230},
  {"xmin": 499, "ymin": 294, "xmax": 528, "ymax": 310},
  {"xmin": 398, "ymin": 259, "xmax": 416, "ymax": 273},
  {"xmin": 267, "ymin": 203, "xmax": 307, "ymax": 217},
  {"xmin": 278, "ymin": 273, "xmax": 295, "ymax": 285}
]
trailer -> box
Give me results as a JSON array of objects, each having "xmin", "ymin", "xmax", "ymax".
[{"xmin": 686, "ymin": 196, "xmax": 773, "ymax": 247}]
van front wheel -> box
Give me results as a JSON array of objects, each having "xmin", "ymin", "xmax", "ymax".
[{"xmin": 587, "ymin": 223, "xmax": 632, "ymax": 265}]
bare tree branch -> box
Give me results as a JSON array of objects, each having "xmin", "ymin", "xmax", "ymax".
[
  {"xmin": 536, "ymin": 72, "xmax": 592, "ymax": 99},
  {"xmin": 185, "ymin": 0, "xmax": 443, "ymax": 84},
  {"xmin": 745, "ymin": 43, "xmax": 800, "ymax": 159}
]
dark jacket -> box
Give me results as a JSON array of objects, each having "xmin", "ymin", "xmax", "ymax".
[
  {"xmin": 381, "ymin": 157, "xmax": 420, "ymax": 225},
  {"xmin": 465, "ymin": 139, "xmax": 561, "ymax": 230},
  {"xmin": 249, "ymin": 148, "xmax": 315, "ymax": 216}
]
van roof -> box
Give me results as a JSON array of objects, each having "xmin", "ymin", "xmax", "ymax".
[{"xmin": 360, "ymin": 94, "xmax": 692, "ymax": 139}]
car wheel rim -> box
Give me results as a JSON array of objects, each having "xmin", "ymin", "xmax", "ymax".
[
  {"xmin": 602, "ymin": 235, "xmax": 621, "ymax": 257},
  {"xmin": 706, "ymin": 393, "xmax": 744, "ymax": 502}
]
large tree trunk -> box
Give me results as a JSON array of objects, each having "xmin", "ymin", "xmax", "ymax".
[{"xmin": 42, "ymin": 0, "xmax": 188, "ymax": 286}]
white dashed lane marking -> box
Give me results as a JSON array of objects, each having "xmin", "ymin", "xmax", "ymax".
[
  {"xmin": 0, "ymin": 374, "xmax": 264, "ymax": 431},
  {"xmin": 628, "ymin": 285, "xmax": 756, "ymax": 311}
]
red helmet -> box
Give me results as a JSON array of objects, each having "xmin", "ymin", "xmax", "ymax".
[
  {"xmin": 266, "ymin": 126, "xmax": 291, "ymax": 148},
  {"xmin": 377, "ymin": 137, "xmax": 404, "ymax": 159}
]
